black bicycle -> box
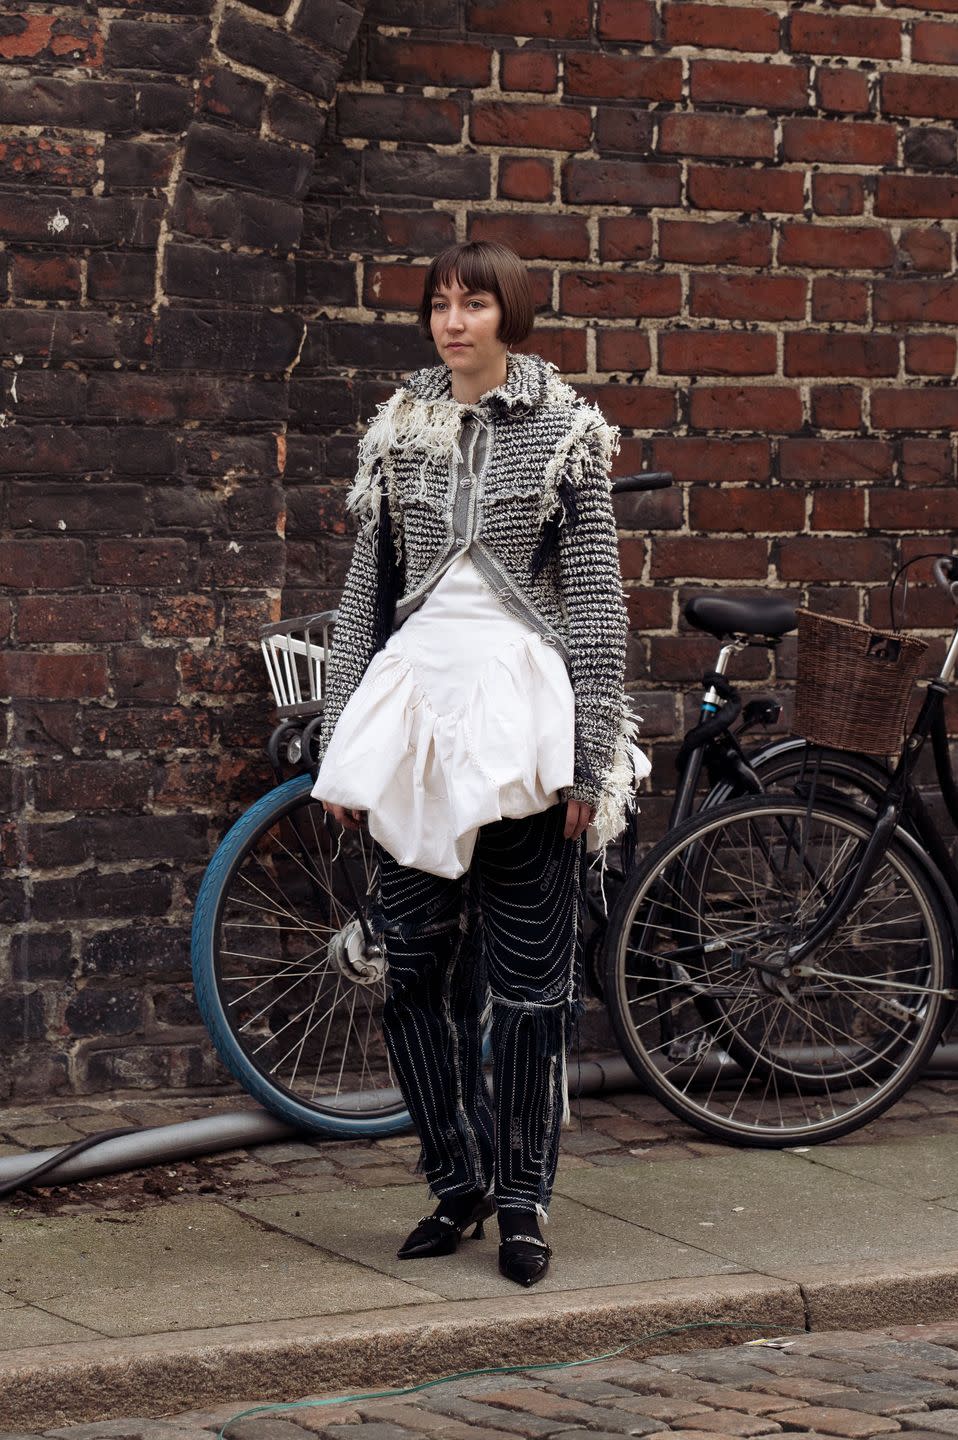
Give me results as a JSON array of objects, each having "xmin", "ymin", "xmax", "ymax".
[
  {"xmin": 190, "ymin": 472, "xmax": 903, "ymax": 1139},
  {"xmin": 602, "ymin": 555, "xmax": 958, "ymax": 1147}
]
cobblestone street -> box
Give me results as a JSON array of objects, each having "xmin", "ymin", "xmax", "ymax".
[{"xmin": 13, "ymin": 1323, "xmax": 958, "ymax": 1440}]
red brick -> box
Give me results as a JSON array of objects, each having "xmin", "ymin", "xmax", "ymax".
[
  {"xmin": 691, "ymin": 60, "xmax": 808, "ymax": 110},
  {"xmin": 597, "ymin": 331, "xmax": 652, "ymax": 373},
  {"xmin": 516, "ymin": 327, "xmax": 587, "ymax": 373},
  {"xmin": 667, "ymin": 3, "xmax": 780, "ymax": 52},
  {"xmin": 565, "ymin": 53, "xmax": 682, "ymax": 101},
  {"xmin": 816, "ymin": 67, "xmax": 871, "ymax": 114},
  {"xmin": 690, "ymin": 274, "xmax": 806, "ymax": 320},
  {"xmin": 660, "ymin": 332, "xmax": 777, "ymax": 376},
  {"xmin": 0, "ymin": 539, "xmax": 86, "ymax": 589},
  {"xmin": 33, "ymin": 760, "xmax": 153, "ymax": 813},
  {"xmin": 0, "ymin": 13, "xmax": 103, "ymax": 65},
  {"xmin": 688, "ymin": 166, "xmax": 804, "ymax": 213},
  {"xmin": 812, "ymin": 277, "xmax": 869, "ymax": 323},
  {"xmin": 468, "ymin": 0, "xmax": 590, "ymax": 38},
  {"xmin": 0, "ymin": 136, "xmax": 99, "ymax": 187},
  {"xmin": 902, "ymin": 439, "xmax": 953, "ymax": 487},
  {"xmin": 469, "ymin": 212, "xmax": 588, "ymax": 259},
  {"xmin": 883, "ymin": 71, "xmax": 958, "ymax": 119},
  {"xmin": 811, "ymin": 386, "xmax": 863, "ymax": 430},
  {"xmin": 564, "ymin": 158, "xmax": 681, "ymax": 207},
  {"xmin": 778, "ymin": 537, "xmax": 893, "ymax": 582},
  {"xmin": 779, "ymin": 223, "xmax": 895, "ymax": 269},
  {"xmin": 903, "ymin": 226, "xmax": 957, "ymax": 276},
  {"xmin": 338, "ymin": 94, "xmax": 461, "ymax": 145},
  {"xmin": 871, "ymin": 387, "xmax": 958, "ymax": 429},
  {"xmin": 18, "ymin": 594, "xmax": 139, "ymax": 642},
  {"xmin": 652, "ymin": 437, "xmax": 770, "ymax": 483},
  {"xmin": 501, "ymin": 49, "xmax": 558, "ymax": 92},
  {"xmin": 0, "ymin": 652, "xmax": 108, "ymax": 700},
  {"xmin": 689, "ymin": 386, "xmax": 804, "ymax": 431},
  {"xmin": 871, "ymin": 487, "xmax": 958, "ymax": 530},
  {"xmin": 595, "ymin": 107, "xmax": 653, "ymax": 154},
  {"xmin": 366, "ymin": 35, "xmax": 492, "ymax": 88},
  {"xmin": 561, "ymin": 271, "xmax": 681, "ymax": 318},
  {"xmin": 782, "ymin": 118, "xmax": 896, "ymax": 165},
  {"xmin": 785, "ymin": 332, "xmax": 898, "ymax": 378},
  {"xmin": 498, "ymin": 156, "xmax": 554, "ymax": 202},
  {"xmin": 791, "ymin": 12, "xmax": 901, "ymax": 59},
  {"xmin": 11, "ymin": 254, "xmax": 82, "ymax": 301},
  {"xmin": 92, "ymin": 539, "xmax": 190, "ymax": 586},
  {"xmin": 906, "ymin": 334, "xmax": 956, "ymax": 375},
  {"xmin": 363, "ymin": 263, "xmax": 427, "ymax": 310},
  {"xmin": 779, "ymin": 438, "xmax": 893, "ymax": 482},
  {"xmin": 471, "ymin": 101, "xmax": 590, "ymax": 150},
  {"xmin": 659, "ymin": 219, "xmax": 772, "ymax": 266},
  {"xmin": 875, "ymin": 278, "xmax": 958, "ymax": 324},
  {"xmin": 877, "ymin": 174, "xmax": 958, "ymax": 219},
  {"xmin": 652, "ymin": 537, "xmax": 768, "ymax": 579},
  {"xmin": 659, "ymin": 112, "xmax": 774, "ymax": 160},
  {"xmin": 598, "ymin": 216, "xmax": 654, "ymax": 261},
  {"xmin": 691, "ymin": 487, "xmax": 804, "ymax": 533},
  {"xmin": 597, "ymin": 0, "xmax": 655, "ymax": 41},
  {"xmin": 148, "ymin": 594, "xmax": 217, "ymax": 638},
  {"xmin": 581, "ymin": 381, "xmax": 667, "ymax": 428},
  {"xmin": 811, "ymin": 488, "xmax": 866, "ymax": 532},
  {"xmin": 913, "ymin": 20, "xmax": 958, "ymax": 64},
  {"xmin": 812, "ymin": 172, "xmax": 865, "ymax": 216}
]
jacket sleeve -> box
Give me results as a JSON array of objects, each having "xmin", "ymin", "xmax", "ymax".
[
  {"xmin": 314, "ymin": 516, "xmax": 380, "ymax": 768},
  {"xmin": 555, "ymin": 410, "xmax": 628, "ymax": 810}
]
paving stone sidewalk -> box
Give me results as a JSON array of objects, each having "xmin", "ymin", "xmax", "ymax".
[
  {"xmin": 12, "ymin": 1322, "xmax": 958, "ymax": 1440},
  {"xmin": 4, "ymin": 1076, "xmax": 958, "ymax": 1219}
]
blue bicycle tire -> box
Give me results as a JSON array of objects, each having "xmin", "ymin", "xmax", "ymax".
[{"xmin": 191, "ymin": 772, "xmax": 412, "ymax": 1139}]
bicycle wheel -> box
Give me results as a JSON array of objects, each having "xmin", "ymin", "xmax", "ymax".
[
  {"xmin": 603, "ymin": 796, "xmax": 954, "ymax": 1146},
  {"xmin": 192, "ymin": 772, "xmax": 410, "ymax": 1138},
  {"xmin": 706, "ymin": 739, "xmax": 895, "ymax": 813}
]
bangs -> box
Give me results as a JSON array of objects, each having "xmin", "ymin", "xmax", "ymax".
[{"xmin": 418, "ymin": 241, "xmax": 535, "ymax": 347}]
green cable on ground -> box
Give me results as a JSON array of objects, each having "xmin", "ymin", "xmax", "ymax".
[{"xmin": 214, "ymin": 1316, "xmax": 805, "ymax": 1439}]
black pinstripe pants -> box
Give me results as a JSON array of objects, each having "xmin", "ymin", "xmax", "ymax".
[{"xmin": 372, "ymin": 801, "xmax": 586, "ymax": 1220}]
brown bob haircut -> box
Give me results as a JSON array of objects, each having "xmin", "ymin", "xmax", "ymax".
[{"xmin": 417, "ymin": 241, "xmax": 535, "ymax": 347}]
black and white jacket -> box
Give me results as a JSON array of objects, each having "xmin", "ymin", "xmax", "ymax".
[{"xmin": 316, "ymin": 350, "xmax": 639, "ymax": 852}]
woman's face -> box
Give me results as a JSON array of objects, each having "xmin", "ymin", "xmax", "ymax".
[{"xmin": 429, "ymin": 275, "xmax": 508, "ymax": 375}]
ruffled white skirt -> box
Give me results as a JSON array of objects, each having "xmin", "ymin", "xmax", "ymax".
[{"xmin": 312, "ymin": 553, "xmax": 577, "ymax": 879}]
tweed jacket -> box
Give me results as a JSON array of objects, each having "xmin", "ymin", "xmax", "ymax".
[{"xmin": 316, "ymin": 350, "xmax": 638, "ymax": 850}]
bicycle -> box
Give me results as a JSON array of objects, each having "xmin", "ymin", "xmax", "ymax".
[
  {"xmin": 602, "ymin": 554, "xmax": 958, "ymax": 1148},
  {"xmin": 190, "ymin": 472, "xmax": 905, "ymax": 1139}
]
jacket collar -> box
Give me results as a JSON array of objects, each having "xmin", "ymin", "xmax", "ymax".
[{"xmin": 403, "ymin": 350, "xmax": 553, "ymax": 413}]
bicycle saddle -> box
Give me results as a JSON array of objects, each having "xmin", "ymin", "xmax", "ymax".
[{"xmin": 684, "ymin": 593, "xmax": 797, "ymax": 640}]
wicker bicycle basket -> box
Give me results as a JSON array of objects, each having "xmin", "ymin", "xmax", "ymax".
[{"xmin": 793, "ymin": 608, "xmax": 928, "ymax": 756}]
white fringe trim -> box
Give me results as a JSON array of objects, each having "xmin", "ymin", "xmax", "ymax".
[{"xmin": 537, "ymin": 399, "xmax": 621, "ymax": 528}]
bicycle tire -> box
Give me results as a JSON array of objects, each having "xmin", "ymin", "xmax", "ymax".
[
  {"xmin": 603, "ymin": 795, "xmax": 954, "ymax": 1147},
  {"xmin": 706, "ymin": 739, "xmax": 896, "ymax": 814},
  {"xmin": 192, "ymin": 773, "xmax": 412, "ymax": 1139}
]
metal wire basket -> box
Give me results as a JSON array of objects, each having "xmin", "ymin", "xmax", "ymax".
[
  {"xmin": 259, "ymin": 609, "xmax": 337, "ymax": 719},
  {"xmin": 793, "ymin": 607, "xmax": 928, "ymax": 756}
]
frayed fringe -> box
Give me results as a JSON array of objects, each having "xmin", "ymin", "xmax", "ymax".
[
  {"xmin": 347, "ymin": 388, "xmax": 469, "ymax": 532},
  {"xmin": 528, "ymin": 471, "xmax": 580, "ymax": 581},
  {"xmin": 537, "ymin": 403, "xmax": 621, "ymax": 530}
]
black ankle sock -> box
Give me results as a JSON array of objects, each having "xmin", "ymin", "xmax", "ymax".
[
  {"xmin": 498, "ymin": 1210, "xmax": 543, "ymax": 1245},
  {"xmin": 435, "ymin": 1188, "xmax": 486, "ymax": 1225}
]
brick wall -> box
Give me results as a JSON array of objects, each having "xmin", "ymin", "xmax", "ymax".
[{"xmin": 4, "ymin": 0, "xmax": 957, "ymax": 1097}]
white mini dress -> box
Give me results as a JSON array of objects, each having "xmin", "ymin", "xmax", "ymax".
[{"xmin": 313, "ymin": 549, "xmax": 576, "ymax": 880}]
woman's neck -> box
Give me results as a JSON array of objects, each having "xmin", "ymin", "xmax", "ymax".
[{"xmin": 449, "ymin": 353, "xmax": 509, "ymax": 405}]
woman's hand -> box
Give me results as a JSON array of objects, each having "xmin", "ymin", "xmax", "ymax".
[
  {"xmin": 323, "ymin": 801, "xmax": 366, "ymax": 831},
  {"xmin": 564, "ymin": 798, "xmax": 595, "ymax": 842}
]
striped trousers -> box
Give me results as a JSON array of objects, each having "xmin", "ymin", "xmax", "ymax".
[{"xmin": 372, "ymin": 801, "xmax": 586, "ymax": 1221}]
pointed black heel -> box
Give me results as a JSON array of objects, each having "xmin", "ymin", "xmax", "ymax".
[
  {"xmin": 397, "ymin": 1192, "xmax": 496, "ymax": 1259},
  {"xmin": 498, "ymin": 1233, "xmax": 552, "ymax": 1287}
]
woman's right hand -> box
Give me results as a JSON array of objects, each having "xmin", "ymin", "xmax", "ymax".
[{"xmin": 322, "ymin": 801, "xmax": 366, "ymax": 831}]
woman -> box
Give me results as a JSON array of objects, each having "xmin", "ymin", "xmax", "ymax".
[{"xmin": 313, "ymin": 240, "xmax": 642, "ymax": 1286}]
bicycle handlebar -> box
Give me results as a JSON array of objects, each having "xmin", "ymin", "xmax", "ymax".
[
  {"xmin": 933, "ymin": 556, "xmax": 958, "ymax": 597},
  {"xmin": 610, "ymin": 471, "xmax": 673, "ymax": 495}
]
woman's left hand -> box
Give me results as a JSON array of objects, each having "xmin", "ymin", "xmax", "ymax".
[{"xmin": 564, "ymin": 799, "xmax": 596, "ymax": 842}]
